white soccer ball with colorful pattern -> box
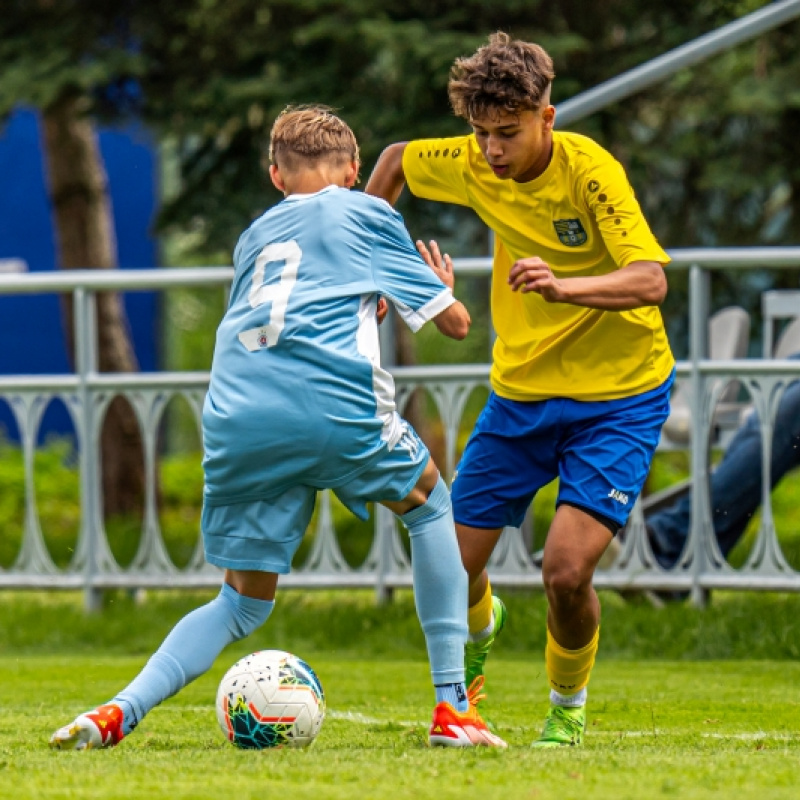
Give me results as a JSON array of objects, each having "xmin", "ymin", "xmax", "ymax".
[{"xmin": 216, "ymin": 650, "xmax": 325, "ymax": 749}]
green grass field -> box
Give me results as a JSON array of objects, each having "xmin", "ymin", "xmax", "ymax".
[
  {"xmin": 2, "ymin": 589, "xmax": 800, "ymax": 798},
  {"xmin": 5, "ymin": 657, "xmax": 800, "ymax": 800}
]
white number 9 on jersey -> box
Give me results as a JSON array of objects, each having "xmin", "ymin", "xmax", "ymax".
[{"xmin": 238, "ymin": 240, "xmax": 302, "ymax": 352}]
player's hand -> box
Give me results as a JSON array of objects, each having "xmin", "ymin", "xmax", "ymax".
[
  {"xmin": 376, "ymin": 296, "xmax": 389, "ymax": 325},
  {"xmin": 416, "ymin": 239, "xmax": 454, "ymax": 290},
  {"xmin": 508, "ymin": 257, "xmax": 565, "ymax": 302}
]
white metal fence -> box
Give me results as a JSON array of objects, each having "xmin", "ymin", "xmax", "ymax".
[{"xmin": 0, "ymin": 251, "xmax": 799, "ymax": 608}]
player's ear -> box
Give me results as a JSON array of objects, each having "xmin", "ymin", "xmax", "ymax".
[
  {"xmin": 269, "ymin": 164, "xmax": 286, "ymax": 193},
  {"xmin": 542, "ymin": 104, "xmax": 556, "ymax": 131},
  {"xmin": 344, "ymin": 160, "xmax": 360, "ymax": 188}
]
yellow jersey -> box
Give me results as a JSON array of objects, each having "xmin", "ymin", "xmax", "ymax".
[{"xmin": 402, "ymin": 132, "xmax": 675, "ymax": 401}]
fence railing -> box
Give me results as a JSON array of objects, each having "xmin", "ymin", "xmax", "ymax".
[{"xmin": 0, "ymin": 249, "xmax": 798, "ymax": 608}]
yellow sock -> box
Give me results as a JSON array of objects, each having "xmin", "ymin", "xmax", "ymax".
[
  {"xmin": 545, "ymin": 627, "xmax": 599, "ymax": 696},
  {"xmin": 468, "ymin": 581, "xmax": 494, "ymax": 637}
]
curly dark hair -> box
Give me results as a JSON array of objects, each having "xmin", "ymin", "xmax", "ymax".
[{"xmin": 448, "ymin": 32, "xmax": 555, "ymax": 120}]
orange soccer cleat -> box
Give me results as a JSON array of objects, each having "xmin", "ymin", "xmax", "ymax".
[
  {"xmin": 49, "ymin": 703, "xmax": 126, "ymax": 751},
  {"xmin": 429, "ymin": 677, "xmax": 507, "ymax": 748}
]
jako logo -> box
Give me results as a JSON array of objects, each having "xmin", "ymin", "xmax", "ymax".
[{"xmin": 607, "ymin": 488, "xmax": 629, "ymax": 505}]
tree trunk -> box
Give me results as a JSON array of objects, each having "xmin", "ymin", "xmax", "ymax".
[{"xmin": 41, "ymin": 91, "xmax": 145, "ymax": 517}]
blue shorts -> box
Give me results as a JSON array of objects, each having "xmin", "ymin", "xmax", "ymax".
[
  {"xmin": 451, "ymin": 372, "xmax": 674, "ymax": 531},
  {"xmin": 201, "ymin": 425, "xmax": 429, "ymax": 574}
]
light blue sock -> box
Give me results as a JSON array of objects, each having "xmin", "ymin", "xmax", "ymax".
[
  {"xmin": 112, "ymin": 583, "xmax": 274, "ymax": 734},
  {"xmin": 435, "ymin": 682, "xmax": 468, "ymax": 711},
  {"xmin": 400, "ymin": 476, "xmax": 469, "ymax": 712}
]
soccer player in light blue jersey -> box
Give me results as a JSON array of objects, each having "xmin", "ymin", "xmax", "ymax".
[{"xmin": 50, "ymin": 105, "xmax": 504, "ymax": 751}]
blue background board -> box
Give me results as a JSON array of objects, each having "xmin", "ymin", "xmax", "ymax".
[{"xmin": 0, "ymin": 108, "xmax": 159, "ymax": 443}]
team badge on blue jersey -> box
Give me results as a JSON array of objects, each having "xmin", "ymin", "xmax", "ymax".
[{"xmin": 553, "ymin": 218, "xmax": 588, "ymax": 246}]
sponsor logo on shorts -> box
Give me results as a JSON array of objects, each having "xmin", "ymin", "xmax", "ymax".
[
  {"xmin": 607, "ymin": 488, "xmax": 629, "ymax": 505},
  {"xmin": 396, "ymin": 425, "xmax": 420, "ymax": 459}
]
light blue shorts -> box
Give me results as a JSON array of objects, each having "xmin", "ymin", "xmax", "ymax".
[{"xmin": 201, "ymin": 425, "xmax": 429, "ymax": 574}]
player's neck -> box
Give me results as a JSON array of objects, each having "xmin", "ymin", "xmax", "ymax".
[
  {"xmin": 514, "ymin": 135, "xmax": 554, "ymax": 183},
  {"xmin": 281, "ymin": 167, "xmax": 350, "ymax": 196}
]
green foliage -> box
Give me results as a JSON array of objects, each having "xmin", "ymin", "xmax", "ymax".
[
  {"xmin": 0, "ymin": 439, "xmax": 25, "ymax": 555},
  {"xmin": 4, "ymin": 0, "xmax": 800, "ymax": 365},
  {"xmin": 0, "ymin": 437, "xmax": 80, "ymax": 568},
  {"xmin": 0, "ymin": 2, "xmax": 145, "ymax": 115},
  {"xmin": 728, "ymin": 466, "xmax": 800, "ymax": 569},
  {"xmin": 0, "ymin": 437, "xmax": 205, "ymax": 570},
  {"xmin": 6, "ymin": 0, "xmax": 799, "ymax": 261}
]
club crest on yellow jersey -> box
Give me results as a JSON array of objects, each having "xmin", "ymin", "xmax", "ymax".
[{"xmin": 553, "ymin": 218, "xmax": 587, "ymax": 246}]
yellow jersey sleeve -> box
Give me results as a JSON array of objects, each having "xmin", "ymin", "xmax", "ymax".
[
  {"xmin": 579, "ymin": 153, "xmax": 670, "ymax": 268},
  {"xmin": 402, "ymin": 136, "xmax": 474, "ymax": 207}
]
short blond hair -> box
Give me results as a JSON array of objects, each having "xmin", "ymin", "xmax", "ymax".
[
  {"xmin": 448, "ymin": 32, "xmax": 555, "ymax": 120},
  {"xmin": 268, "ymin": 105, "xmax": 359, "ymax": 170}
]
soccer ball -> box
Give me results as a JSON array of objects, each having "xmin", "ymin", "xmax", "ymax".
[{"xmin": 216, "ymin": 649, "xmax": 325, "ymax": 749}]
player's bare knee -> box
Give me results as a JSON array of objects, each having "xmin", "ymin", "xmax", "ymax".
[{"xmin": 542, "ymin": 561, "xmax": 591, "ymax": 601}]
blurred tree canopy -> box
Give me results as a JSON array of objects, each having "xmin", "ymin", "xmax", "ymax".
[
  {"xmin": 4, "ymin": 0, "xmax": 799, "ymax": 257},
  {"xmin": 2, "ymin": 0, "xmax": 799, "ymax": 343}
]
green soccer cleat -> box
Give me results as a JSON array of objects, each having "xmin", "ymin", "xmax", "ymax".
[
  {"xmin": 532, "ymin": 704, "xmax": 586, "ymax": 748},
  {"xmin": 465, "ymin": 595, "xmax": 507, "ymax": 688}
]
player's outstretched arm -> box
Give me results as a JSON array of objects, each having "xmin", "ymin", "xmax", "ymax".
[
  {"xmin": 365, "ymin": 142, "xmax": 408, "ymax": 205},
  {"xmin": 433, "ymin": 301, "xmax": 471, "ymax": 340},
  {"xmin": 508, "ymin": 258, "xmax": 667, "ymax": 310}
]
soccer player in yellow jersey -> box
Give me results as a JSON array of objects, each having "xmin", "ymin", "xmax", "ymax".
[{"xmin": 366, "ymin": 32, "xmax": 675, "ymax": 746}]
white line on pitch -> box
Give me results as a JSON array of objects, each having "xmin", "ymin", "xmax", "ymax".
[
  {"xmin": 172, "ymin": 708, "xmax": 800, "ymax": 741},
  {"xmin": 326, "ymin": 714, "xmax": 800, "ymax": 741}
]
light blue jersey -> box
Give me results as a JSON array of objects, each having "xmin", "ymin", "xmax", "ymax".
[{"xmin": 202, "ymin": 185, "xmax": 453, "ymax": 507}]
